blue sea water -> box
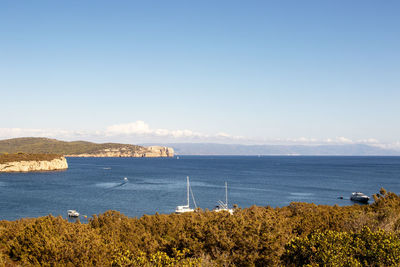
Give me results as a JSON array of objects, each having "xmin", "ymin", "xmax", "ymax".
[{"xmin": 0, "ymin": 156, "xmax": 400, "ymax": 221}]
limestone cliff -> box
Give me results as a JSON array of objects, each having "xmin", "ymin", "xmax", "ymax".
[
  {"xmin": 0, "ymin": 157, "xmax": 68, "ymax": 172},
  {"xmin": 65, "ymin": 146, "xmax": 174, "ymax": 158},
  {"xmin": 144, "ymin": 146, "xmax": 174, "ymax": 157}
]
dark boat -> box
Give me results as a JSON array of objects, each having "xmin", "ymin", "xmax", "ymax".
[{"xmin": 350, "ymin": 192, "xmax": 370, "ymax": 204}]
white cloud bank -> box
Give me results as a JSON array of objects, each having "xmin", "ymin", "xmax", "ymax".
[
  {"xmin": 0, "ymin": 121, "xmax": 245, "ymax": 144},
  {"xmin": 105, "ymin": 121, "xmax": 209, "ymax": 139},
  {"xmin": 0, "ymin": 120, "xmax": 399, "ymax": 150},
  {"xmin": 105, "ymin": 121, "xmax": 246, "ymax": 141}
]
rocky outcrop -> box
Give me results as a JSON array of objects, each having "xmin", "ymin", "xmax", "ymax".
[
  {"xmin": 0, "ymin": 157, "xmax": 68, "ymax": 172},
  {"xmin": 144, "ymin": 146, "xmax": 174, "ymax": 157},
  {"xmin": 65, "ymin": 146, "xmax": 174, "ymax": 158}
]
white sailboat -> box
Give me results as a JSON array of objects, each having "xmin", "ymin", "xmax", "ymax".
[
  {"xmin": 175, "ymin": 176, "xmax": 195, "ymax": 214},
  {"xmin": 214, "ymin": 182, "xmax": 234, "ymax": 215}
]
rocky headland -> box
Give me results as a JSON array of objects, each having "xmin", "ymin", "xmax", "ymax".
[
  {"xmin": 0, "ymin": 154, "xmax": 68, "ymax": 172},
  {"xmin": 65, "ymin": 146, "xmax": 174, "ymax": 158},
  {"xmin": 0, "ymin": 138, "xmax": 175, "ymax": 158}
]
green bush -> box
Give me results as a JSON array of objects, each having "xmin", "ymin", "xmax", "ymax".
[{"xmin": 282, "ymin": 227, "xmax": 400, "ymax": 266}]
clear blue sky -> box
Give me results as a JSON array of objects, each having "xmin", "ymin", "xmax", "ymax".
[{"xmin": 1, "ymin": 1, "xmax": 399, "ymax": 146}]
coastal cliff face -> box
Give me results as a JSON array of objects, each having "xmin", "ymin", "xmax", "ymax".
[
  {"xmin": 0, "ymin": 157, "xmax": 68, "ymax": 172},
  {"xmin": 65, "ymin": 146, "xmax": 174, "ymax": 158},
  {"xmin": 144, "ymin": 146, "xmax": 174, "ymax": 157}
]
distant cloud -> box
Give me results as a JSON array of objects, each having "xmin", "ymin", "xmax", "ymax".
[
  {"xmin": 324, "ymin": 137, "xmax": 354, "ymax": 144},
  {"xmin": 371, "ymin": 141, "xmax": 400, "ymax": 151},
  {"xmin": 0, "ymin": 121, "xmax": 244, "ymax": 143},
  {"xmin": 280, "ymin": 137, "xmax": 319, "ymax": 144},
  {"xmin": 357, "ymin": 138, "xmax": 380, "ymax": 144},
  {"xmin": 0, "ymin": 121, "xmax": 399, "ymax": 151},
  {"xmin": 104, "ymin": 121, "xmax": 249, "ymax": 142},
  {"xmin": 105, "ymin": 121, "xmax": 209, "ymax": 139}
]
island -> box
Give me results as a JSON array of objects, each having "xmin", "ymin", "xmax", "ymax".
[
  {"xmin": 0, "ymin": 153, "xmax": 68, "ymax": 172},
  {"xmin": 0, "ymin": 137, "xmax": 174, "ymax": 158}
]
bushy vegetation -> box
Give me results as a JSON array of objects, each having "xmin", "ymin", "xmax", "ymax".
[
  {"xmin": 0, "ymin": 153, "xmax": 63, "ymax": 164},
  {"xmin": 0, "ymin": 137, "xmax": 143, "ymax": 155},
  {"xmin": 1, "ymin": 189, "xmax": 400, "ymax": 266},
  {"xmin": 282, "ymin": 227, "xmax": 400, "ymax": 266}
]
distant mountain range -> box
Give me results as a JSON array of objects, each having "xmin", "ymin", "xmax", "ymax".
[{"xmin": 141, "ymin": 143, "xmax": 400, "ymax": 156}]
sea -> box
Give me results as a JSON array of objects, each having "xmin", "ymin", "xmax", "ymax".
[{"xmin": 0, "ymin": 156, "xmax": 399, "ymax": 221}]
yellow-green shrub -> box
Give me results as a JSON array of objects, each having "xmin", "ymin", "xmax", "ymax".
[{"xmin": 282, "ymin": 227, "xmax": 400, "ymax": 266}]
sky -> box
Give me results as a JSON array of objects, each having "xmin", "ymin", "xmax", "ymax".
[{"xmin": 1, "ymin": 1, "xmax": 399, "ymax": 149}]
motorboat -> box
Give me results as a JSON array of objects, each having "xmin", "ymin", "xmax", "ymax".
[
  {"xmin": 175, "ymin": 176, "xmax": 195, "ymax": 214},
  {"xmin": 67, "ymin": 210, "xmax": 79, "ymax": 217},
  {"xmin": 214, "ymin": 182, "xmax": 234, "ymax": 215},
  {"xmin": 350, "ymin": 192, "xmax": 370, "ymax": 204}
]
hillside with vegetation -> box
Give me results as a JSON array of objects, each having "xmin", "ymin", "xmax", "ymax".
[
  {"xmin": 0, "ymin": 137, "xmax": 143, "ymax": 155},
  {"xmin": 0, "ymin": 138, "xmax": 174, "ymax": 157},
  {"xmin": 1, "ymin": 189, "xmax": 400, "ymax": 266}
]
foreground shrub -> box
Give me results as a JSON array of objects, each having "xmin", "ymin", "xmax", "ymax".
[
  {"xmin": 111, "ymin": 249, "xmax": 202, "ymax": 266},
  {"xmin": 282, "ymin": 226, "xmax": 400, "ymax": 266},
  {"xmin": 7, "ymin": 216, "xmax": 109, "ymax": 266},
  {"xmin": 1, "ymin": 189, "xmax": 400, "ymax": 266}
]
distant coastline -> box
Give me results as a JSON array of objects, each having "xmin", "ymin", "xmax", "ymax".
[{"xmin": 0, "ymin": 137, "xmax": 174, "ymax": 158}]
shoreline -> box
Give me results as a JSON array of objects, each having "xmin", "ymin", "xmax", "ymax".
[{"xmin": 0, "ymin": 154, "xmax": 68, "ymax": 173}]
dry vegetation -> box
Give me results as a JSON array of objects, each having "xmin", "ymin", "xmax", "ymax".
[
  {"xmin": 1, "ymin": 189, "xmax": 400, "ymax": 266},
  {"xmin": 0, "ymin": 137, "xmax": 143, "ymax": 155},
  {"xmin": 0, "ymin": 153, "xmax": 63, "ymax": 164}
]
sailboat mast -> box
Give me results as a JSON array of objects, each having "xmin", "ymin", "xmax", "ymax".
[
  {"xmin": 225, "ymin": 181, "xmax": 228, "ymax": 207},
  {"xmin": 187, "ymin": 176, "xmax": 190, "ymax": 207}
]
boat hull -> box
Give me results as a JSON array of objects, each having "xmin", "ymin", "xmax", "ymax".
[
  {"xmin": 351, "ymin": 197, "xmax": 369, "ymax": 204},
  {"xmin": 350, "ymin": 192, "xmax": 370, "ymax": 204},
  {"xmin": 350, "ymin": 195, "xmax": 370, "ymax": 204}
]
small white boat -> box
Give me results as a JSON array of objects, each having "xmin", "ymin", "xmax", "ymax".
[
  {"xmin": 175, "ymin": 176, "xmax": 195, "ymax": 214},
  {"xmin": 350, "ymin": 192, "xmax": 370, "ymax": 204},
  {"xmin": 214, "ymin": 182, "xmax": 234, "ymax": 215},
  {"xmin": 175, "ymin": 205, "xmax": 194, "ymax": 214},
  {"xmin": 67, "ymin": 210, "xmax": 80, "ymax": 217}
]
